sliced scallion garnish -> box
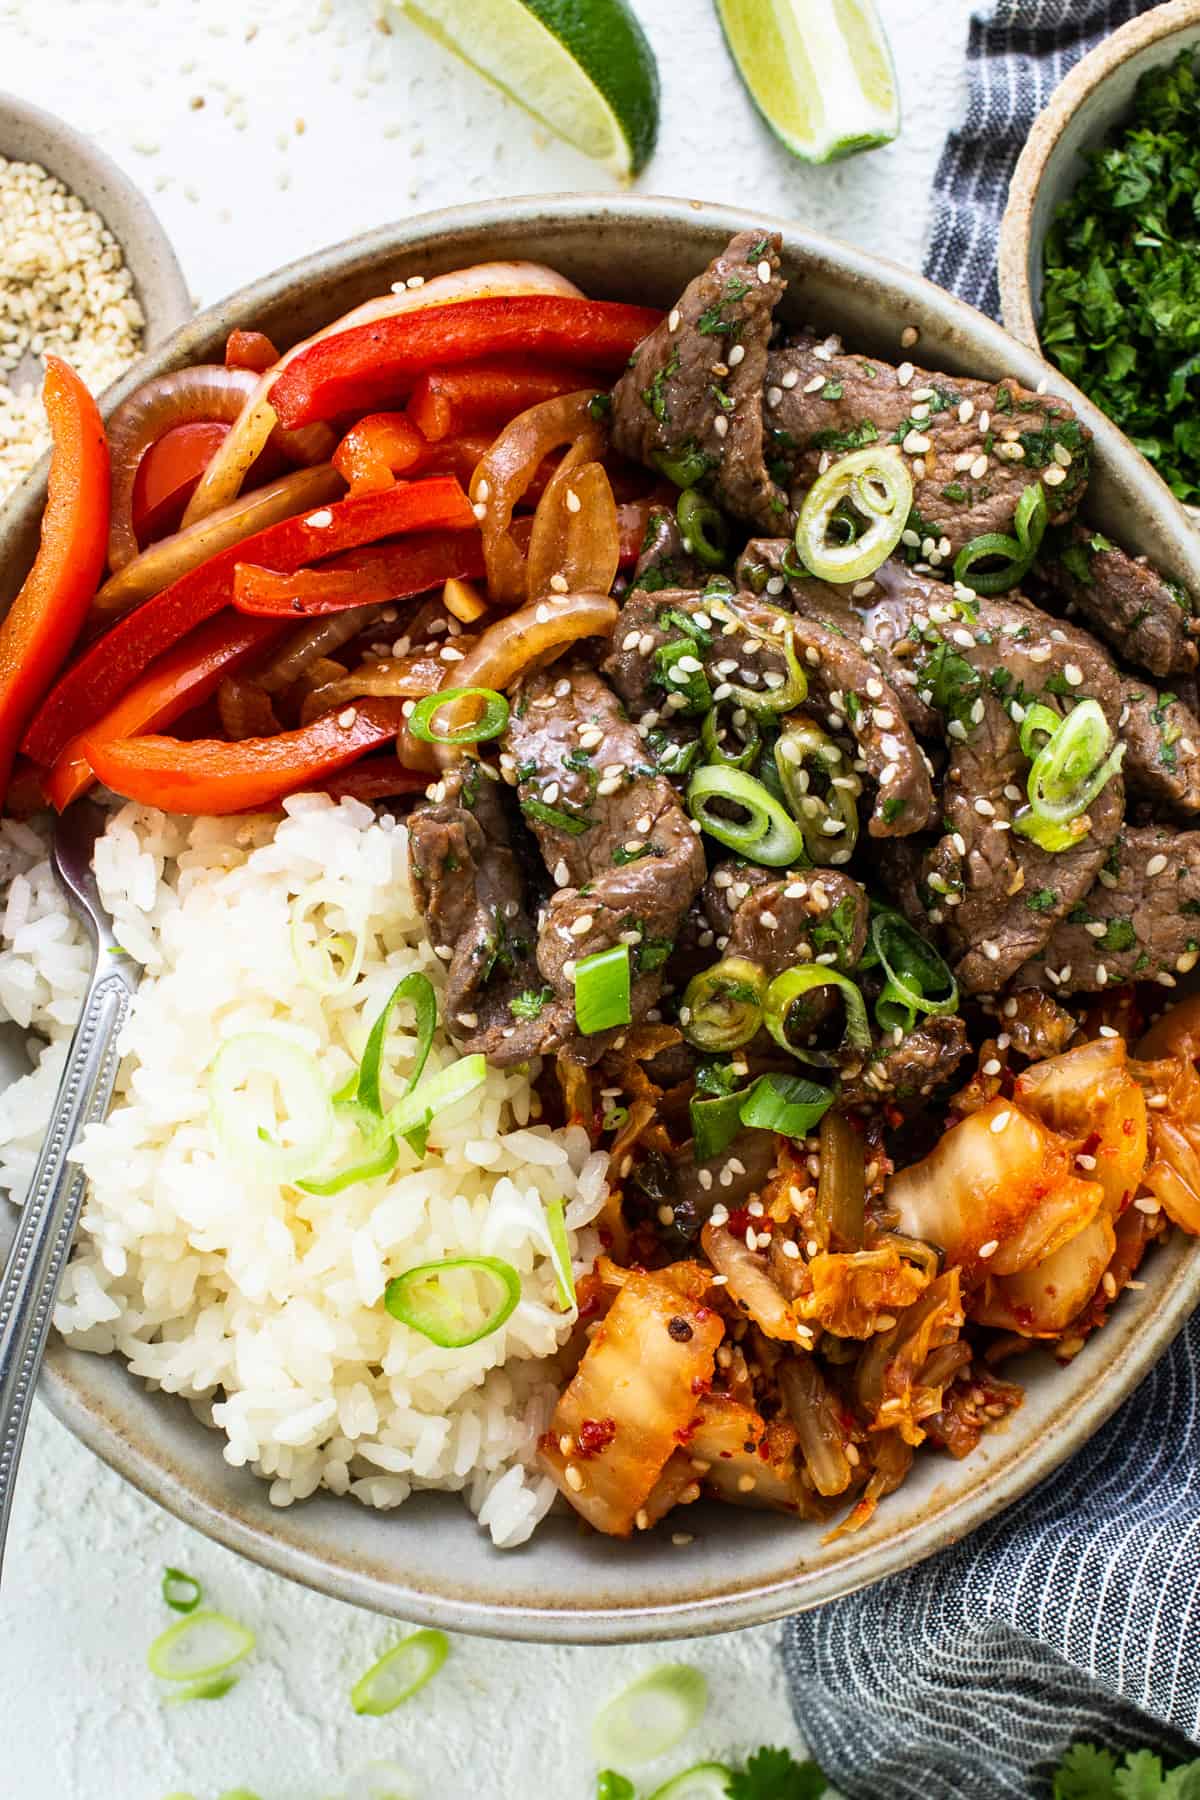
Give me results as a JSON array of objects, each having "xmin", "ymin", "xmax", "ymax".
[
  {"xmin": 575, "ymin": 943, "xmax": 633, "ymax": 1035},
  {"xmin": 794, "ymin": 445, "xmax": 913, "ymax": 584},
  {"xmin": 869, "ymin": 909, "xmax": 958, "ymax": 1036},
  {"xmin": 687, "ymin": 766, "xmax": 805, "ymax": 865},
  {"xmin": 682, "ymin": 956, "xmax": 767, "ymax": 1051},
  {"xmin": 165, "ymin": 1676, "xmax": 240, "ymax": 1706},
  {"xmin": 676, "ymin": 487, "xmax": 729, "ymax": 568},
  {"xmin": 597, "ymin": 1775, "xmax": 636, "ymax": 1800},
  {"xmin": 408, "ymin": 685, "xmax": 509, "ymax": 745},
  {"xmin": 1014, "ymin": 696, "xmax": 1124, "ymax": 852},
  {"xmin": 290, "ymin": 882, "xmax": 365, "ymax": 996},
  {"xmin": 647, "ymin": 1764, "xmax": 737, "ymax": 1800},
  {"xmin": 544, "ymin": 1198, "xmax": 576, "ymax": 1311},
  {"xmin": 592, "ymin": 1664, "xmax": 709, "ymax": 1766},
  {"xmin": 384, "ymin": 1053, "xmax": 487, "ymax": 1147},
  {"xmin": 954, "ymin": 480, "xmax": 1047, "ymax": 594},
  {"xmin": 384, "ymin": 1256, "xmax": 521, "ymax": 1348},
  {"xmin": 161, "ymin": 1568, "xmax": 202, "ymax": 1614},
  {"xmin": 739, "ymin": 1072, "xmax": 835, "ymax": 1138},
  {"xmin": 208, "ymin": 1035, "xmax": 334, "ymax": 1184},
  {"xmin": 147, "ymin": 1610, "xmax": 255, "ymax": 1684},
  {"xmin": 775, "ymin": 717, "xmax": 861, "ymax": 866},
  {"xmin": 701, "ymin": 701, "xmax": 760, "ymax": 771},
  {"xmin": 350, "ymin": 1628, "xmax": 449, "ymax": 1716},
  {"xmin": 763, "ymin": 964, "xmax": 872, "ymax": 1066}
]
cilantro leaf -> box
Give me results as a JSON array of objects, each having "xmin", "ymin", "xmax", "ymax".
[
  {"xmin": 1115, "ymin": 1750, "xmax": 1170, "ymax": 1798},
  {"xmin": 1054, "ymin": 1743, "xmax": 1121, "ymax": 1800},
  {"xmin": 726, "ymin": 1746, "xmax": 827, "ymax": 1800}
]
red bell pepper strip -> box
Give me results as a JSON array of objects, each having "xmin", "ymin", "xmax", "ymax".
[
  {"xmin": 407, "ymin": 359, "xmax": 606, "ymax": 442},
  {"xmin": 232, "ymin": 531, "xmax": 485, "ymax": 618},
  {"xmin": 82, "ymin": 697, "xmax": 406, "ymax": 816},
  {"xmin": 46, "ymin": 612, "xmax": 287, "ymax": 812},
  {"xmin": 132, "ymin": 420, "xmax": 231, "ymax": 545},
  {"xmin": 225, "ymin": 328, "xmax": 280, "ymax": 373},
  {"xmin": 270, "ymin": 295, "xmax": 660, "ymax": 429},
  {"xmin": 316, "ymin": 754, "xmax": 429, "ymax": 804},
  {"xmin": 22, "ymin": 475, "xmax": 474, "ymax": 767},
  {"xmin": 0, "ymin": 356, "xmax": 109, "ymax": 809},
  {"xmin": 333, "ymin": 412, "xmax": 425, "ymax": 496}
]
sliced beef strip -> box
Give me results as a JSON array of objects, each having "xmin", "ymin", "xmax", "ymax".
[
  {"xmin": 503, "ymin": 663, "xmax": 707, "ymax": 1017},
  {"xmin": 703, "ymin": 860, "xmax": 869, "ymax": 976},
  {"xmin": 1119, "ymin": 676, "xmax": 1200, "ymax": 816},
  {"xmin": 629, "ymin": 502, "xmax": 703, "ymax": 595},
  {"xmin": 1036, "ymin": 524, "xmax": 1199, "ymax": 678},
  {"xmin": 1012, "ymin": 823, "xmax": 1200, "ymax": 992},
  {"xmin": 610, "ymin": 230, "xmax": 791, "ymax": 533},
  {"xmin": 838, "ymin": 1014, "xmax": 970, "ymax": 1109},
  {"xmin": 602, "ymin": 585, "xmax": 935, "ymax": 838},
  {"xmin": 854, "ymin": 562, "xmax": 1125, "ymax": 993},
  {"xmin": 766, "ymin": 341, "xmax": 1090, "ymax": 555},
  {"xmin": 408, "ymin": 766, "xmax": 573, "ymax": 1066}
]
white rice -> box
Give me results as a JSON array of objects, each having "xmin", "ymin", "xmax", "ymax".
[{"xmin": 0, "ymin": 796, "xmax": 609, "ymax": 1547}]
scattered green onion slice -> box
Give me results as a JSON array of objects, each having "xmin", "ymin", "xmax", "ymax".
[
  {"xmin": 795, "ymin": 446, "xmax": 913, "ymax": 584},
  {"xmin": 148, "ymin": 1610, "xmax": 255, "ymax": 1684},
  {"xmin": 209, "ymin": 1035, "xmax": 334, "ymax": 1184},
  {"xmin": 592, "ymin": 1665, "xmax": 709, "ymax": 1767},
  {"xmin": 701, "ymin": 701, "xmax": 760, "ymax": 771},
  {"xmin": 652, "ymin": 444, "xmax": 711, "ymax": 489},
  {"xmin": 676, "ymin": 487, "xmax": 729, "ymax": 568},
  {"xmin": 356, "ymin": 972, "xmax": 438, "ymax": 1119},
  {"xmin": 1018, "ymin": 702, "xmax": 1062, "ymax": 762},
  {"xmin": 647, "ymin": 1764, "xmax": 737, "ymax": 1800},
  {"xmin": 597, "ymin": 1775, "xmax": 636, "ymax": 1800},
  {"xmin": 775, "ymin": 717, "xmax": 861, "ymax": 866},
  {"xmin": 384, "ymin": 1256, "xmax": 521, "ymax": 1348},
  {"xmin": 764, "ymin": 965, "xmax": 872, "ymax": 1066},
  {"xmin": 739, "ymin": 1072, "xmax": 836, "ymax": 1138},
  {"xmin": 408, "ymin": 685, "xmax": 509, "ymax": 746},
  {"xmin": 1026, "ymin": 697, "xmax": 1123, "ymax": 825},
  {"xmin": 954, "ymin": 481, "xmax": 1047, "ymax": 594},
  {"xmin": 681, "ymin": 956, "xmax": 766, "ymax": 1051},
  {"xmin": 544, "ymin": 1198, "xmax": 576, "ymax": 1311},
  {"xmin": 703, "ymin": 599, "xmax": 808, "ymax": 714},
  {"xmin": 290, "ymin": 882, "xmax": 365, "ymax": 995},
  {"xmin": 298, "ymin": 1132, "xmax": 398, "ymax": 1197},
  {"xmin": 575, "ymin": 944, "xmax": 633, "ymax": 1035},
  {"xmin": 384, "ymin": 1053, "xmax": 487, "ymax": 1146},
  {"xmin": 689, "ymin": 1087, "xmax": 746, "ymax": 1161},
  {"xmin": 870, "ymin": 909, "xmax": 958, "ymax": 1035},
  {"xmin": 162, "ymin": 1568, "xmax": 202, "ymax": 1614},
  {"xmin": 165, "ymin": 1677, "xmax": 240, "ymax": 1706},
  {"xmin": 687, "ymin": 766, "xmax": 805, "ymax": 866},
  {"xmin": 350, "ymin": 1629, "xmax": 449, "ymax": 1716}
]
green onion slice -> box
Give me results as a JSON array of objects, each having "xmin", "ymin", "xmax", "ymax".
[
  {"xmin": 384, "ymin": 1256, "xmax": 521, "ymax": 1347},
  {"xmin": 689, "ymin": 1087, "xmax": 745, "ymax": 1162},
  {"xmin": 682, "ymin": 956, "xmax": 766, "ymax": 1051},
  {"xmin": 597, "ymin": 1776, "xmax": 636, "ymax": 1800},
  {"xmin": 354, "ymin": 972, "xmax": 437, "ymax": 1120},
  {"xmin": 795, "ymin": 446, "xmax": 913, "ymax": 584},
  {"xmin": 592, "ymin": 1665, "xmax": 709, "ymax": 1767},
  {"xmin": 1026, "ymin": 697, "xmax": 1123, "ymax": 825},
  {"xmin": 350, "ymin": 1628, "xmax": 449, "ymax": 1716},
  {"xmin": 408, "ymin": 686, "xmax": 509, "ymax": 745},
  {"xmin": 290, "ymin": 882, "xmax": 365, "ymax": 995},
  {"xmin": 384, "ymin": 1053, "xmax": 487, "ymax": 1147},
  {"xmin": 676, "ymin": 487, "xmax": 729, "ymax": 568},
  {"xmin": 208, "ymin": 1035, "xmax": 334, "ymax": 1185},
  {"xmin": 687, "ymin": 765, "xmax": 805, "ymax": 866},
  {"xmin": 703, "ymin": 601, "xmax": 808, "ymax": 716},
  {"xmin": 544, "ymin": 1198, "xmax": 576, "ymax": 1311},
  {"xmin": 651, "ymin": 444, "xmax": 711, "ymax": 489},
  {"xmin": 647, "ymin": 1764, "xmax": 737, "ymax": 1800},
  {"xmin": 575, "ymin": 944, "xmax": 633, "ymax": 1035},
  {"xmin": 954, "ymin": 481, "xmax": 1047, "ymax": 594},
  {"xmin": 298, "ymin": 1131, "xmax": 398, "ymax": 1197},
  {"xmin": 701, "ymin": 701, "xmax": 761, "ymax": 771},
  {"xmin": 147, "ymin": 1611, "xmax": 255, "ymax": 1683},
  {"xmin": 764, "ymin": 965, "xmax": 872, "ymax": 1066},
  {"xmin": 775, "ymin": 717, "xmax": 861, "ymax": 866},
  {"xmin": 739, "ymin": 1072, "xmax": 836, "ymax": 1138},
  {"xmin": 162, "ymin": 1568, "xmax": 202, "ymax": 1615},
  {"xmin": 165, "ymin": 1677, "xmax": 240, "ymax": 1707},
  {"xmin": 1018, "ymin": 702, "xmax": 1062, "ymax": 762},
  {"xmin": 870, "ymin": 909, "xmax": 958, "ymax": 1035}
]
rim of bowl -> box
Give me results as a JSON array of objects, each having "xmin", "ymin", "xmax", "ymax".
[
  {"xmin": 998, "ymin": 0, "xmax": 1200, "ymax": 351},
  {"xmin": 0, "ymin": 90, "xmax": 191, "ymax": 351},
  {"xmin": 7, "ymin": 191, "xmax": 1200, "ymax": 1640}
]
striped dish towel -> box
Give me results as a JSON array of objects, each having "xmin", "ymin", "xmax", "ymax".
[{"xmin": 784, "ymin": 4, "xmax": 1200, "ymax": 1794}]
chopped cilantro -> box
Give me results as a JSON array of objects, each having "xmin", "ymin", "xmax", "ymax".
[
  {"xmin": 881, "ymin": 795, "xmax": 906, "ymax": 825},
  {"xmin": 636, "ymin": 939, "xmax": 673, "ymax": 973},
  {"xmin": 809, "ymin": 418, "xmax": 879, "ymax": 453},
  {"xmin": 726, "ymin": 1746, "xmax": 827, "ymax": 1800},
  {"xmin": 642, "ymin": 349, "xmax": 680, "ymax": 423},
  {"xmin": 653, "ymin": 637, "xmax": 713, "ymax": 713},
  {"xmin": 1027, "ymin": 888, "xmax": 1059, "ymax": 912},
  {"xmin": 586, "ymin": 392, "xmax": 612, "ymax": 421},
  {"xmin": 510, "ymin": 988, "xmax": 551, "ymax": 1021},
  {"xmin": 612, "ymin": 843, "xmax": 656, "ymax": 866},
  {"xmin": 820, "ymin": 379, "xmax": 843, "ymax": 400},
  {"xmin": 940, "ymin": 482, "xmax": 969, "ymax": 503},
  {"xmin": 657, "ymin": 605, "xmax": 712, "ymax": 647},
  {"xmin": 520, "ymin": 796, "xmax": 593, "ymax": 836},
  {"xmin": 1099, "ymin": 918, "xmax": 1137, "ymax": 952},
  {"xmin": 811, "ymin": 894, "xmax": 861, "ymax": 970}
]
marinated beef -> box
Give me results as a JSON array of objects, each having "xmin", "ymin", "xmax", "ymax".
[
  {"xmin": 1119, "ymin": 675, "xmax": 1200, "ymax": 815},
  {"xmin": 629, "ymin": 502, "xmax": 703, "ymax": 595},
  {"xmin": 503, "ymin": 663, "xmax": 707, "ymax": 1022},
  {"xmin": 1013, "ymin": 823, "xmax": 1200, "ymax": 991},
  {"xmin": 1037, "ymin": 524, "xmax": 1198, "ymax": 678},
  {"xmin": 839, "ymin": 1014, "xmax": 970, "ymax": 1108},
  {"xmin": 610, "ymin": 229, "xmax": 790, "ymax": 532},
  {"xmin": 703, "ymin": 860, "xmax": 869, "ymax": 976}
]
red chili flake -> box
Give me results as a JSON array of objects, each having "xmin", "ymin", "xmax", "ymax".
[
  {"xmin": 726, "ymin": 1206, "xmax": 754, "ymax": 1235},
  {"xmin": 690, "ymin": 1375, "xmax": 712, "ymax": 1397},
  {"xmin": 576, "ymin": 1417, "xmax": 617, "ymax": 1458},
  {"xmin": 757, "ymin": 1439, "xmax": 772, "ymax": 1462},
  {"xmin": 1122, "ymin": 1117, "xmax": 1136, "ymax": 1136},
  {"xmin": 1080, "ymin": 1130, "xmax": 1101, "ymax": 1157}
]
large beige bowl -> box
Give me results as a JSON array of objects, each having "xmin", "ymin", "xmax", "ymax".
[
  {"xmin": 2, "ymin": 195, "xmax": 1199, "ymax": 1643},
  {"xmin": 998, "ymin": 1, "xmax": 1200, "ymax": 353}
]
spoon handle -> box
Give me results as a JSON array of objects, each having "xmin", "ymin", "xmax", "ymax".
[{"xmin": 0, "ymin": 958, "xmax": 136, "ymax": 1575}]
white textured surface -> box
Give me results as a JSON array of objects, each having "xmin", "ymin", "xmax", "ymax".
[{"xmin": 1, "ymin": 0, "xmax": 978, "ymax": 1793}]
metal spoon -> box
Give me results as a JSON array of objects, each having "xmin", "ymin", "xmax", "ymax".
[{"xmin": 0, "ymin": 802, "xmax": 141, "ymax": 1575}]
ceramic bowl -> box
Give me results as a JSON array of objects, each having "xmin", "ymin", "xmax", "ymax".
[
  {"xmin": 998, "ymin": 0, "xmax": 1200, "ymax": 353},
  {"xmin": 2, "ymin": 194, "xmax": 1199, "ymax": 1643}
]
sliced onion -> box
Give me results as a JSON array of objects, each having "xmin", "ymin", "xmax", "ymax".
[
  {"xmin": 470, "ymin": 390, "xmax": 604, "ymax": 604},
  {"xmin": 183, "ymin": 262, "xmax": 584, "ymax": 526},
  {"xmin": 93, "ymin": 463, "xmax": 344, "ymax": 619},
  {"xmin": 255, "ymin": 606, "xmax": 380, "ymax": 695},
  {"xmin": 208, "ymin": 1033, "xmax": 335, "ymax": 1183},
  {"xmin": 299, "ymin": 650, "xmax": 462, "ymax": 725},
  {"xmin": 526, "ymin": 454, "xmax": 618, "ymax": 601},
  {"xmin": 218, "ymin": 676, "xmax": 280, "ymax": 740}
]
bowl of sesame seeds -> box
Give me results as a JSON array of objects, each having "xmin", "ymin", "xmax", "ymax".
[{"xmin": 0, "ymin": 91, "xmax": 190, "ymax": 506}]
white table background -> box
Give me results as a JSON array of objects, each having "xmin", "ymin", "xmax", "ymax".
[{"xmin": 1, "ymin": 0, "xmax": 979, "ymax": 1793}]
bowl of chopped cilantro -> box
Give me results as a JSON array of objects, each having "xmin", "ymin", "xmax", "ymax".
[{"xmin": 998, "ymin": 1, "xmax": 1200, "ymax": 510}]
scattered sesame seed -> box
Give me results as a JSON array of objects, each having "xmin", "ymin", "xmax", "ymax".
[
  {"xmin": 713, "ymin": 414, "xmax": 729, "ymax": 439},
  {"xmin": 668, "ymin": 307, "xmax": 681, "ymax": 331},
  {"xmin": 900, "ymin": 325, "xmax": 919, "ymax": 348},
  {"xmin": 728, "ymin": 343, "xmax": 746, "ymax": 367},
  {"xmin": 978, "ymin": 1236, "xmax": 999, "ymax": 1256},
  {"xmin": 564, "ymin": 1464, "xmax": 584, "ymax": 1492},
  {"xmin": 1146, "ymin": 853, "xmax": 1168, "ymax": 876},
  {"xmin": 1043, "ymin": 464, "xmax": 1067, "ymax": 487}
]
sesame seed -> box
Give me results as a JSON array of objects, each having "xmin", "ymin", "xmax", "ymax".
[
  {"xmin": 780, "ymin": 366, "xmax": 797, "ymax": 386},
  {"xmin": 1043, "ymin": 464, "xmax": 1067, "ymax": 487},
  {"xmin": 979, "ymin": 1237, "xmax": 999, "ymax": 1256},
  {"xmin": 757, "ymin": 258, "xmax": 772, "ymax": 284},
  {"xmin": 564, "ymin": 1464, "xmax": 584, "ymax": 1492},
  {"xmin": 766, "ymin": 384, "xmax": 783, "ymax": 408},
  {"xmin": 305, "ymin": 508, "xmax": 333, "ymax": 527},
  {"xmin": 668, "ymin": 307, "xmax": 681, "ymax": 331},
  {"xmin": 970, "ymin": 455, "xmax": 989, "ymax": 480},
  {"xmin": 713, "ymin": 414, "xmax": 729, "ymax": 439},
  {"xmin": 803, "ymin": 373, "xmax": 826, "ymax": 395},
  {"xmin": 1146, "ymin": 853, "xmax": 1168, "ymax": 876},
  {"xmin": 903, "ymin": 429, "xmax": 932, "ymax": 455},
  {"xmin": 472, "ymin": 501, "xmax": 487, "ymax": 521},
  {"xmin": 337, "ymin": 707, "xmax": 357, "ymax": 727},
  {"xmin": 728, "ymin": 343, "xmax": 746, "ymax": 367},
  {"xmin": 1135, "ymin": 1196, "xmax": 1161, "ymax": 1214},
  {"xmin": 958, "ymin": 399, "xmax": 975, "ymax": 423},
  {"xmin": 1063, "ymin": 662, "xmax": 1082, "ymax": 687},
  {"xmin": 549, "ymin": 573, "xmax": 569, "ymax": 593},
  {"xmin": 900, "ymin": 325, "xmax": 919, "ymax": 348},
  {"xmin": 974, "ymin": 798, "xmax": 996, "ymax": 817},
  {"xmin": 982, "ymin": 1057, "xmax": 1002, "ymax": 1076}
]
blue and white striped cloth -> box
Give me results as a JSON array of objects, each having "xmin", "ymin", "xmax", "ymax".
[{"xmin": 784, "ymin": 3, "xmax": 1200, "ymax": 1792}]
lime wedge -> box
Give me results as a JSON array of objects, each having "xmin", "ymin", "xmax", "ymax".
[
  {"xmin": 393, "ymin": 0, "xmax": 660, "ymax": 180},
  {"xmin": 715, "ymin": 0, "xmax": 899, "ymax": 163}
]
